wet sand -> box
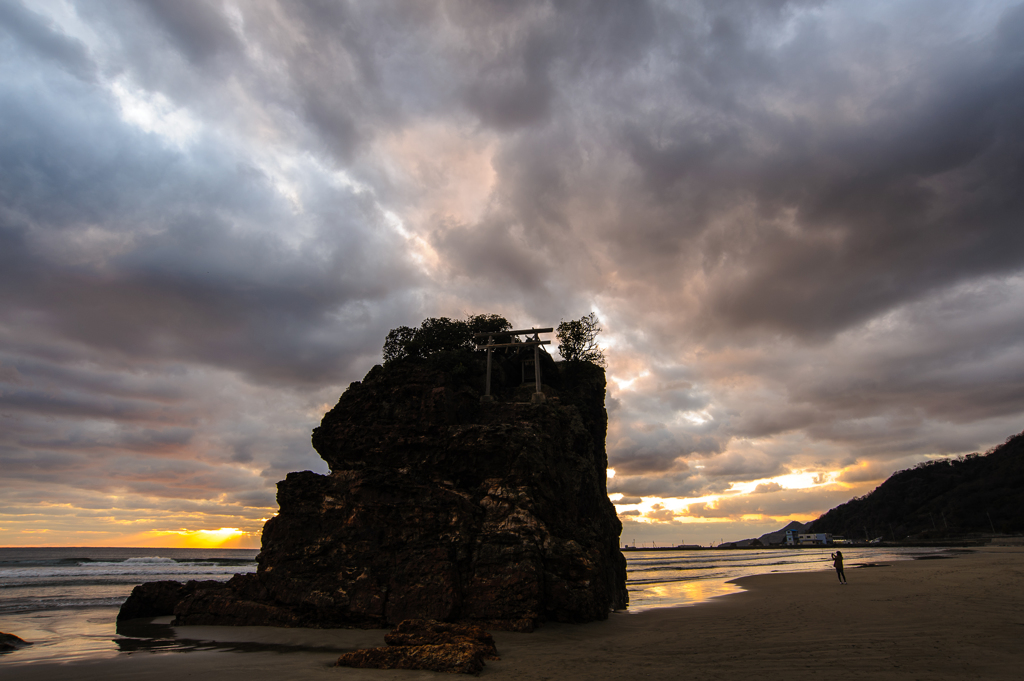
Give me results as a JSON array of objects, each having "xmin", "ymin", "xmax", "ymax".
[{"xmin": 3, "ymin": 546, "xmax": 1021, "ymax": 680}]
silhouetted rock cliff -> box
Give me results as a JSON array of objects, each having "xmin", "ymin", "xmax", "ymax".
[{"xmin": 120, "ymin": 354, "xmax": 627, "ymax": 631}]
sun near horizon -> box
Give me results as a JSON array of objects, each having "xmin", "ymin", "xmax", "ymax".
[{"xmin": 0, "ymin": 528, "xmax": 261, "ymax": 550}]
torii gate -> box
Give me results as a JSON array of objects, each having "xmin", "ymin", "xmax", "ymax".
[{"xmin": 473, "ymin": 327, "xmax": 553, "ymax": 404}]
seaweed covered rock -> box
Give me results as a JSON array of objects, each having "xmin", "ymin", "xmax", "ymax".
[
  {"xmin": 123, "ymin": 355, "xmax": 627, "ymax": 631},
  {"xmin": 0, "ymin": 631, "xmax": 31, "ymax": 652},
  {"xmin": 336, "ymin": 642, "xmax": 487, "ymax": 675},
  {"xmin": 384, "ymin": 619, "xmax": 499, "ymax": 658},
  {"xmin": 118, "ymin": 580, "xmax": 226, "ymax": 621},
  {"xmin": 336, "ymin": 618, "xmax": 497, "ymax": 674}
]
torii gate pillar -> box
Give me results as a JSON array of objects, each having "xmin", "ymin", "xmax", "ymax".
[{"xmin": 531, "ymin": 340, "xmax": 545, "ymax": 404}]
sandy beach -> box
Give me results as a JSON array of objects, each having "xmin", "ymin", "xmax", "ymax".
[{"xmin": 3, "ymin": 546, "xmax": 1021, "ymax": 681}]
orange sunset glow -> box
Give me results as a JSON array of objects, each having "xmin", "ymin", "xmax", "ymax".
[{"xmin": 121, "ymin": 528, "xmax": 256, "ymax": 549}]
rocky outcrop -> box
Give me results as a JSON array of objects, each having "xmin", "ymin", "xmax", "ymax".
[
  {"xmin": 337, "ymin": 642, "xmax": 487, "ymax": 675},
  {"xmin": 1, "ymin": 631, "xmax": 31, "ymax": 651},
  {"xmin": 336, "ymin": 618, "xmax": 499, "ymax": 674},
  {"xmin": 117, "ymin": 580, "xmax": 222, "ymax": 621},
  {"xmin": 121, "ymin": 354, "xmax": 627, "ymax": 631},
  {"xmin": 384, "ymin": 619, "xmax": 499, "ymax": 657}
]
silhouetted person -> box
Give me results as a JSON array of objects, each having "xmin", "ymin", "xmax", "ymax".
[{"xmin": 831, "ymin": 550, "xmax": 846, "ymax": 584}]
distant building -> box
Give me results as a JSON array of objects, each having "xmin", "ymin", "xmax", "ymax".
[
  {"xmin": 799, "ymin": 532, "xmax": 832, "ymax": 545},
  {"xmin": 785, "ymin": 529, "xmax": 833, "ymax": 545}
]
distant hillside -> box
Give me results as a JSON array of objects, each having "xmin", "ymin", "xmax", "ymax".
[
  {"xmin": 808, "ymin": 431, "xmax": 1024, "ymax": 540},
  {"xmin": 757, "ymin": 520, "xmax": 808, "ymax": 545},
  {"xmin": 721, "ymin": 520, "xmax": 807, "ymax": 547}
]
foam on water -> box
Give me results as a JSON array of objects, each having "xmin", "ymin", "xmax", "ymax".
[
  {"xmin": 0, "ymin": 548, "xmax": 259, "ymax": 617},
  {"xmin": 121, "ymin": 556, "xmax": 178, "ymax": 564}
]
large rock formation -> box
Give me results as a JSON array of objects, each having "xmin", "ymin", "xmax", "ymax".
[{"xmin": 121, "ymin": 353, "xmax": 627, "ymax": 631}]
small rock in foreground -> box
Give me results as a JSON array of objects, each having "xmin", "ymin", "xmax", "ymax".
[
  {"xmin": 0, "ymin": 632, "xmax": 31, "ymax": 652},
  {"xmin": 384, "ymin": 619, "xmax": 499, "ymax": 659},
  {"xmin": 336, "ymin": 619, "xmax": 499, "ymax": 674},
  {"xmin": 117, "ymin": 579, "xmax": 226, "ymax": 621},
  {"xmin": 337, "ymin": 643, "xmax": 486, "ymax": 675}
]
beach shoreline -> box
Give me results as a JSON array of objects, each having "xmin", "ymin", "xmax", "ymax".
[{"xmin": 2, "ymin": 546, "xmax": 1021, "ymax": 680}]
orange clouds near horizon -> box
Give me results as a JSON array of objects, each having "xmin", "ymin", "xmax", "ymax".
[{"xmin": 0, "ymin": 528, "xmax": 261, "ymax": 550}]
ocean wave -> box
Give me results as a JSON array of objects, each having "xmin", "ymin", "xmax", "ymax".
[
  {"xmin": 0, "ymin": 564, "xmax": 255, "ymax": 582},
  {"xmin": 87, "ymin": 560, "xmax": 187, "ymax": 567},
  {"xmin": 0, "ymin": 596, "xmax": 128, "ymax": 614},
  {"xmin": 122, "ymin": 556, "xmax": 177, "ymax": 564}
]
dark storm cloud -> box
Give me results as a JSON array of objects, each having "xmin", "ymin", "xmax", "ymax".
[
  {"xmin": 134, "ymin": 0, "xmax": 241, "ymax": 64},
  {"xmin": 589, "ymin": 1, "xmax": 1024, "ymax": 493},
  {"xmin": 700, "ymin": 451, "xmax": 790, "ymax": 480},
  {"xmin": 0, "ymin": 389, "xmax": 180, "ymax": 423},
  {"xmin": 432, "ymin": 218, "xmax": 550, "ymax": 291},
  {"xmin": 604, "ymin": 364, "xmax": 725, "ymax": 484},
  {"xmin": 609, "ymin": 427, "xmax": 721, "ymax": 476},
  {"xmin": 699, "ymin": 279, "xmax": 1024, "ymax": 467},
  {"xmin": 453, "ymin": 0, "xmax": 659, "ymax": 130},
  {"xmin": 609, "ymin": 469, "xmax": 729, "ymax": 500},
  {"xmin": 271, "ymin": 1, "xmax": 392, "ymax": 163},
  {"xmin": 0, "ymin": 44, "xmax": 415, "ymax": 386},
  {"xmin": 462, "ymin": 30, "xmax": 555, "ymax": 130},
  {"xmin": 0, "ymin": 352, "xmax": 184, "ymax": 402},
  {"xmin": 641, "ymin": 4, "xmax": 1024, "ymax": 340},
  {"xmin": 0, "ymin": 0, "xmax": 95, "ymax": 80},
  {"xmin": 608, "ymin": 444, "xmax": 796, "ymax": 499}
]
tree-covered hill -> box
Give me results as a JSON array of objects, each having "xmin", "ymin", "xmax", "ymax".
[{"xmin": 808, "ymin": 431, "xmax": 1024, "ymax": 540}]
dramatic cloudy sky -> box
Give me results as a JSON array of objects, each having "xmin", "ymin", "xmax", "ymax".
[{"xmin": 2, "ymin": 0, "xmax": 1023, "ymax": 548}]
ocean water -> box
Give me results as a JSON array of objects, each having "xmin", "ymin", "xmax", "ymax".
[
  {"xmin": 0, "ymin": 547, "xmax": 259, "ymax": 663},
  {"xmin": 624, "ymin": 546, "xmax": 937, "ymax": 611},
  {"xmin": 0, "ymin": 545, "xmax": 943, "ymax": 663},
  {"xmin": 0, "ymin": 547, "xmax": 259, "ymax": 617}
]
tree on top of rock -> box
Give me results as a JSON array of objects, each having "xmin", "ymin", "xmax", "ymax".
[
  {"xmin": 382, "ymin": 314, "xmax": 512, "ymax": 365},
  {"xmin": 466, "ymin": 314, "xmax": 513, "ymax": 337},
  {"xmin": 556, "ymin": 313, "xmax": 606, "ymax": 366}
]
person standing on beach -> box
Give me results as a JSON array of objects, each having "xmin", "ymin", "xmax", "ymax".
[{"xmin": 831, "ymin": 550, "xmax": 846, "ymax": 584}]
